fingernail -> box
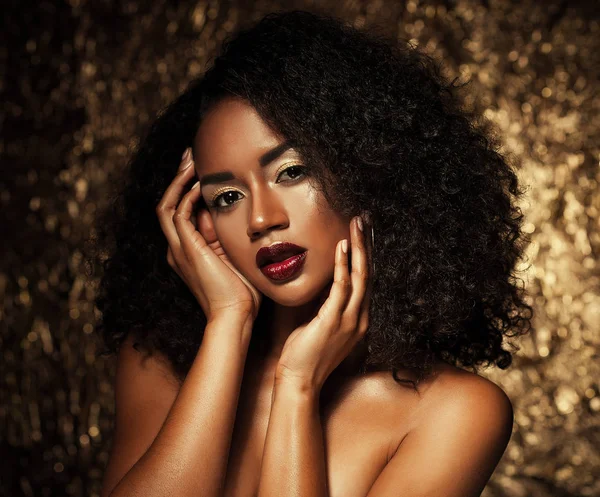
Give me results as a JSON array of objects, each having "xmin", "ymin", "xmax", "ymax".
[
  {"xmin": 179, "ymin": 153, "xmax": 193, "ymax": 172},
  {"xmin": 191, "ymin": 181, "xmax": 200, "ymax": 189},
  {"xmin": 356, "ymin": 216, "xmax": 364, "ymax": 232},
  {"xmin": 341, "ymin": 239, "xmax": 348, "ymax": 254},
  {"xmin": 182, "ymin": 148, "xmax": 190, "ymax": 161}
]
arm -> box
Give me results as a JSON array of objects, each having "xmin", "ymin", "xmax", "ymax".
[
  {"xmin": 100, "ymin": 312, "xmax": 254, "ymax": 497},
  {"xmin": 256, "ymin": 376, "xmax": 513, "ymax": 497},
  {"xmin": 256, "ymin": 381, "xmax": 327, "ymax": 497}
]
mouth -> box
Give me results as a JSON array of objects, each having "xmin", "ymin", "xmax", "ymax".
[
  {"xmin": 258, "ymin": 250, "xmax": 307, "ymax": 281},
  {"xmin": 256, "ymin": 242, "xmax": 307, "ymax": 268}
]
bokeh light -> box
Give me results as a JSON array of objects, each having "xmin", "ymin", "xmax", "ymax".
[{"xmin": 1, "ymin": 1, "xmax": 598, "ymax": 496}]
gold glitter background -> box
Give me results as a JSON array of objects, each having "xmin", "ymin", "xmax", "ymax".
[{"xmin": 1, "ymin": 1, "xmax": 598, "ymax": 496}]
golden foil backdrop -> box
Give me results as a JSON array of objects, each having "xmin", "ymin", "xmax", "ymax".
[{"xmin": 1, "ymin": 1, "xmax": 598, "ymax": 496}]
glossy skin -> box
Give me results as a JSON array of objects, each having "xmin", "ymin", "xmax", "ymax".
[
  {"xmin": 99, "ymin": 97, "xmax": 514, "ymax": 497},
  {"xmin": 156, "ymin": 145, "xmax": 262, "ymax": 324},
  {"xmin": 192, "ymin": 97, "xmax": 361, "ymax": 361}
]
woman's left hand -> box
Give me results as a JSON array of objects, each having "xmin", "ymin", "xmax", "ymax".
[{"xmin": 275, "ymin": 214, "xmax": 374, "ymax": 392}]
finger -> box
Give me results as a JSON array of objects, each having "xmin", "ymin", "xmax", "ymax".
[
  {"xmin": 363, "ymin": 212, "xmax": 374, "ymax": 276},
  {"xmin": 344, "ymin": 216, "xmax": 369, "ymax": 328},
  {"xmin": 172, "ymin": 181, "xmax": 212, "ymax": 258},
  {"xmin": 357, "ymin": 214, "xmax": 374, "ymax": 334},
  {"xmin": 156, "ymin": 149, "xmax": 197, "ymax": 253},
  {"xmin": 156, "ymin": 150, "xmax": 196, "ymax": 250},
  {"xmin": 318, "ymin": 238, "xmax": 351, "ymax": 325}
]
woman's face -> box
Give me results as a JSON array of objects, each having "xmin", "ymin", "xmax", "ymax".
[{"xmin": 192, "ymin": 97, "xmax": 352, "ymax": 306}]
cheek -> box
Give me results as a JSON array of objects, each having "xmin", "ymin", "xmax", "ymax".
[
  {"xmin": 211, "ymin": 218, "xmax": 247, "ymax": 262},
  {"xmin": 301, "ymin": 212, "xmax": 350, "ymax": 263},
  {"xmin": 297, "ymin": 187, "xmax": 345, "ymax": 231}
]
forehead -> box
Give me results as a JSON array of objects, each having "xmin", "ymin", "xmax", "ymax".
[{"xmin": 193, "ymin": 98, "xmax": 293, "ymax": 173}]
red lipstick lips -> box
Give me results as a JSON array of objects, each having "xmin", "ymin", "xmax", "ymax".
[{"xmin": 256, "ymin": 242, "xmax": 307, "ymax": 281}]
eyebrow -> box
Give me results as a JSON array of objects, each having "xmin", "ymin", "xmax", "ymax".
[{"xmin": 198, "ymin": 140, "xmax": 294, "ymax": 187}]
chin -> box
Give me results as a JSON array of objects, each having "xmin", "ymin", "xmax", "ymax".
[{"xmin": 256, "ymin": 272, "xmax": 333, "ymax": 307}]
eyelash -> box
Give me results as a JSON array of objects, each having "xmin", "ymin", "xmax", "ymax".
[{"xmin": 209, "ymin": 165, "xmax": 308, "ymax": 211}]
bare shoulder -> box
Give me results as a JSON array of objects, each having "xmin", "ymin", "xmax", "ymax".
[
  {"xmin": 356, "ymin": 364, "xmax": 515, "ymax": 496},
  {"xmin": 408, "ymin": 361, "xmax": 514, "ymax": 441},
  {"xmin": 348, "ymin": 361, "xmax": 513, "ymax": 422},
  {"xmin": 426, "ymin": 362, "xmax": 513, "ymax": 415},
  {"xmin": 354, "ymin": 362, "xmax": 514, "ymax": 452},
  {"xmin": 110, "ymin": 333, "xmax": 183, "ymax": 441},
  {"xmin": 99, "ymin": 334, "xmax": 182, "ymax": 497}
]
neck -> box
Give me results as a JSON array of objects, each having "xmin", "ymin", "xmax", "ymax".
[{"xmin": 248, "ymin": 287, "xmax": 368, "ymax": 379}]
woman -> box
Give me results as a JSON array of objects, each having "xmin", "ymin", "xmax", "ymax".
[{"xmin": 94, "ymin": 9, "xmax": 533, "ymax": 497}]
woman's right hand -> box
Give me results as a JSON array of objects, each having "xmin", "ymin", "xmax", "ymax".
[{"xmin": 156, "ymin": 148, "xmax": 263, "ymax": 324}]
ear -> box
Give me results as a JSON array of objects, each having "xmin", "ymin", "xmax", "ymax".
[{"xmin": 195, "ymin": 208, "xmax": 219, "ymax": 245}]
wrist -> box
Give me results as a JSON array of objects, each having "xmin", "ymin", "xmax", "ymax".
[
  {"xmin": 206, "ymin": 312, "xmax": 254, "ymax": 345},
  {"xmin": 208, "ymin": 310, "xmax": 253, "ymax": 327},
  {"xmin": 273, "ymin": 379, "xmax": 321, "ymax": 407},
  {"xmin": 274, "ymin": 373, "xmax": 321, "ymax": 398}
]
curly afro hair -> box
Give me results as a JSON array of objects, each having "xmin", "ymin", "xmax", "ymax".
[{"xmin": 91, "ymin": 9, "xmax": 533, "ymax": 389}]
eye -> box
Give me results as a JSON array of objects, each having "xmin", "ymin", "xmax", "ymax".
[
  {"xmin": 210, "ymin": 190, "xmax": 243, "ymax": 210},
  {"xmin": 276, "ymin": 165, "xmax": 307, "ymax": 182},
  {"xmin": 209, "ymin": 165, "xmax": 307, "ymax": 211}
]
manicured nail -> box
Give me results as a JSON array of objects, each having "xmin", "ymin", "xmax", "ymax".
[
  {"xmin": 179, "ymin": 153, "xmax": 193, "ymax": 171},
  {"xmin": 341, "ymin": 239, "xmax": 348, "ymax": 254},
  {"xmin": 356, "ymin": 216, "xmax": 364, "ymax": 232},
  {"xmin": 191, "ymin": 181, "xmax": 200, "ymax": 189},
  {"xmin": 182, "ymin": 148, "xmax": 190, "ymax": 161}
]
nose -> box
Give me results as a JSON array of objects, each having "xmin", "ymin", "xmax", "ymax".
[{"xmin": 247, "ymin": 183, "xmax": 289, "ymax": 240}]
